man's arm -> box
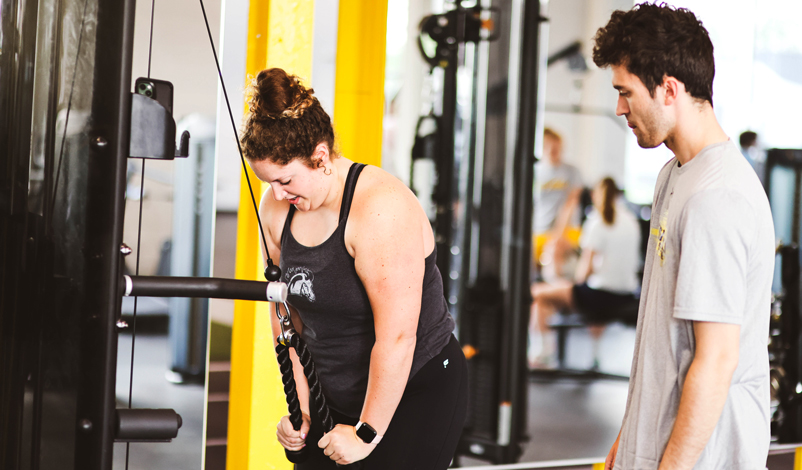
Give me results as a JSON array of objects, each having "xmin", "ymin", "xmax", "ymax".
[
  {"xmin": 658, "ymin": 321, "xmax": 740, "ymax": 470},
  {"xmin": 548, "ymin": 187, "xmax": 582, "ymax": 237},
  {"xmin": 605, "ymin": 429, "xmax": 621, "ymax": 470}
]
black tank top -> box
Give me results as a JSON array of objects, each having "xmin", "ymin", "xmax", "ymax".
[{"xmin": 279, "ymin": 163, "xmax": 455, "ymax": 417}]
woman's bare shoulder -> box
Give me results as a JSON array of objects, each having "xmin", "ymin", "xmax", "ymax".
[
  {"xmin": 352, "ymin": 165, "xmax": 420, "ymax": 215},
  {"xmin": 258, "ymin": 185, "xmax": 290, "ymax": 248}
]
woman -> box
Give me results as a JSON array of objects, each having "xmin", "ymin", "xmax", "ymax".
[
  {"xmin": 529, "ymin": 177, "xmax": 641, "ymax": 369},
  {"xmin": 240, "ymin": 68, "xmax": 467, "ymax": 469}
]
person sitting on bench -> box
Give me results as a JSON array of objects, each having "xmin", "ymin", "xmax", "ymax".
[{"xmin": 529, "ymin": 177, "xmax": 641, "ymax": 369}]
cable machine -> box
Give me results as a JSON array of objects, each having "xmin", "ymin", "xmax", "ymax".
[
  {"xmin": 764, "ymin": 149, "xmax": 802, "ymax": 443},
  {"xmin": 415, "ymin": 0, "xmax": 544, "ymax": 464}
]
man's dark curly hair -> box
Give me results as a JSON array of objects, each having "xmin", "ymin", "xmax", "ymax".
[{"xmin": 592, "ymin": 3, "xmax": 715, "ymax": 105}]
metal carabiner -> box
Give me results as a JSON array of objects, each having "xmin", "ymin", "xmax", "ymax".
[{"xmin": 275, "ymin": 301, "xmax": 295, "ymax": 346}]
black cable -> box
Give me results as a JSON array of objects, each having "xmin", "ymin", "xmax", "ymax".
[
  {"xmin": 125, "ymin": 0, "xmax": 157, "ymax": 467},
  {"xmin": 124, "ymin": 158, "xmax": 147, "ymax": 470},
  {"xmin": 198, "ymin": 0, "xmax": 278, "ymax": 281},
  {"xmin": 146, "ymin": 0, "xmax": 156, "ymax": 78}
]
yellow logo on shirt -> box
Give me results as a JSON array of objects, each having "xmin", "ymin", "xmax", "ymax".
[
  {"xmin": 540, "ymin": 179, "xmax": 570, "ymax": 191},
  {"xmin": 651, "ymin": 214, "xmax": 668, "ymax": 266}
]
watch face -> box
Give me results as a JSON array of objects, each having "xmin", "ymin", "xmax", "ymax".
[{"xmin": 356, "ymin": 422, "xmax": 377, "ymax": 444}]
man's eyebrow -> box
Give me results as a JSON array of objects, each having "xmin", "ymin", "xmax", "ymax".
[{"xmin": 613, "ymin": 85, "xmax": 626, "ymax": 91}]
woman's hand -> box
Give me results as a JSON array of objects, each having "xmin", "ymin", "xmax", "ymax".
[
  {"xmin": 276, "ymin": 413, "xmax": 310, "ymax": 451},
  {"xmin": 318, "ymin": 424, "xmax": 375, "ymax": 465}
]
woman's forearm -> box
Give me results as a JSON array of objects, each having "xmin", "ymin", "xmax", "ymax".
[{"xmin": 359, "ymin": 335, "xmax": 417, "ymax": 435}]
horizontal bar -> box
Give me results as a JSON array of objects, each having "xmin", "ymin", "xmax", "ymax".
[
  {"xmin": 122, "ymin": 275, "xmax": 287, "ymax": 302},
  {"xmin": 115, "ymin": 408, "xmax": 181, "ymax": 442}
]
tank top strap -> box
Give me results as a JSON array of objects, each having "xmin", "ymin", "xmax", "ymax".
[
  {"xmin": 338, "ymin": 163, "xmax": 366, "ymax": 222},
  {"xmin": 280, "ymin": 205, "xmax": 296, "ymax": 246}
]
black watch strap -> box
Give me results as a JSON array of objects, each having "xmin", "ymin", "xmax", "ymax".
[{"xmin": 355, "ymin": 421, "xmax": 383, "ymax": 445}]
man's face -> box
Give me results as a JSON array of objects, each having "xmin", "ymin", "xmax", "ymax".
[
  {"xmin": 543, "ymin": 136, "xmax": 562, "ymax": 165},
  {"xmin": 612, "ymin": 64, "xmax": 670, "ymax": 149}
]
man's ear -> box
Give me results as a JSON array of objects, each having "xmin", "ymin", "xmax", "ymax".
[{"xmin": 662, "ymin": 76, "xmax": 683, "ymax": 106}]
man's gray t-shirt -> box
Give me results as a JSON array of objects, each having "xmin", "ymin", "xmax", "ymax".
[
  {"xmin": 615, "ymin": 141, "xmax": 774, "ymax": 470},
  {"xmin": 533, "ymin": 161, "xmax": 583, "ymax": 233}
]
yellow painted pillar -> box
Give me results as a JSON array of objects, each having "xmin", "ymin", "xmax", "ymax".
[
  {"xmin": 592, "ymin": 463, "xmax": 606, "ymax": 470},
  {"xmin": 795, "ymin": 446, "xmax": 802, "ymax": 470},
  {"xmin": 333, "ymin": 0, "xmax": 388, "ymax": 167},
  {"xmin": 227, "ymin": 1, "xmax": 315, "ymax": 469}
]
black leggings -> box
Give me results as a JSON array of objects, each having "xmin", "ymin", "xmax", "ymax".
[{"xmin": 296, "ymin": 335, "xmax": 468, "ymax": 470}]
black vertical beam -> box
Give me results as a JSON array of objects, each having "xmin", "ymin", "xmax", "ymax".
[
  {"xmin": 73, "ymin": 0, "xmax": 135, "ymax": 468},
  {"xmin": 434, "ymin": 2, "xmax": 465, "ymax": 295},
  {"xmin": 498, "ymin": 0, "xmax": 540, "ymax": 462},
  {"xmin": 779, "ymin": 244, "xmax": 801, "ymax": 442},
  {"xmin": 0, "ymin": 0, "xmax": 43, "ymax": 468}
]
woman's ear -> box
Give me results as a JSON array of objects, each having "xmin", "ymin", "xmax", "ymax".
[{"xmin": 312, "ymin": 143, "xmax": 330, "ymax": 169}]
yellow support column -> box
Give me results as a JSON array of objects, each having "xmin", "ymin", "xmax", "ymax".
[
  {"xmin": 333, "ymin": 0, "xmax": 388, "ymax": 166},
  {"xmin": 227, "ymin": 1, "xmax": 315, "ymax": 469},
  {"xmin": 795, "ymin": 446, "xmax": 802, "ymax": 470}
]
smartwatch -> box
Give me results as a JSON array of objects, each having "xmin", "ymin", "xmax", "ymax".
[{"xmin": 355, "ymin": 421, "xmax": 383, "ymax": 445}]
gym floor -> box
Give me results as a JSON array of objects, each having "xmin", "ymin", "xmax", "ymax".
[
  {"xmin": 114, "ymin": 321, "xmax": 798, "ymax": 469},
  {"xmin": 112, "ymin": 320, "xmax": 636, "ymax": 469}
]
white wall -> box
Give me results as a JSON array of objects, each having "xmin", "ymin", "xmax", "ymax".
[
  {"xmin": 131, "ymin": 0, "xmax": 222, "ymax": 122},
  {"xmin": 541, "ymin": 0, "xmax": 633, "ymax": 193}
]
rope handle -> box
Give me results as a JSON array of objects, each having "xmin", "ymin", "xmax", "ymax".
[{"xmin": 276, "ymin": 331, "xmax": 364, "ymax": 468}]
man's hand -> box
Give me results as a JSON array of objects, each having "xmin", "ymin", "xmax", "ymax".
[
  {"xmin": 605, "ymin": 431, "xmax": 621, "ymax": 470},
  {"xmin": 318, "ymin": 424, "xmax": 375, "ymax": 465},
  {"xmin": 276, "ymin": 414, "xmax": 310, "ymax": 451}
]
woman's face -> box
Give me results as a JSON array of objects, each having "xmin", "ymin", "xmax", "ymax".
[
  {"xmin": 592, "ymin": 184, "xmax": 605, "ymax": 212},
  {"xmin": 249, "ymin": 157, "xmax": 327, "ymax": 212}
]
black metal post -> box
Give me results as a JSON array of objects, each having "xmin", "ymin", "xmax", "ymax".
[
  {"xmin": 498, "ymin": 0, "xmax": 540, "ymax": 462},
  {"xmin": 73, "ymin": 0, "xmax": 136, "ymax": 467},
  {"xmin": 779, "ymin": 244, "xmax": 802, "ymax": 442},
  {"xmin": 434, "ymin": 2, "xmax": 465, "ymax": 296}
]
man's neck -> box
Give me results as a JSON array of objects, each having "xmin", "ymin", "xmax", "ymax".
[{"xmin": 664, "ymin": 102, "xmax": 729, "ymax": 166}]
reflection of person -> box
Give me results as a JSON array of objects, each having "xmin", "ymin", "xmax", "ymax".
[
  {"xmin": 533, "ymin": 128, "xmax": 583, "ymax": 280},
  {"xmin": 529, "ymin": 178, "xmax": 641, "ymax": 369},
  {"xmin": 739, "ymin": 130, "xmax": 765, "ymax": 185},
  {"xmin": 240, "ymin": 68, "xmax": 467, "ymax": 468},
  {"xmin": 593, "ymin": 4, "xmax": 774, "ymax": 470}
]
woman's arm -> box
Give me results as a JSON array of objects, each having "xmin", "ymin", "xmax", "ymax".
[
  {"xmin": 259, "ymin": 188, "xmax": 311, "ymax": 450},
  {"xmin": 574, "ymin": 248, "xmax": 595, "ymax": 284},
  {"xmin": 318, "ymin": 169, "xmax": 426, "ymax": 464}
]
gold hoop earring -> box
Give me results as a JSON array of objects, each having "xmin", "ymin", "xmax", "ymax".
[{"xmin": 323, "ymin": 167, "xmax": 332, "ymax": 176}]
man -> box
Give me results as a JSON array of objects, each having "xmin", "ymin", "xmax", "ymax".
[
  {"xmin": 529, "ymin": 128, "xmax": 583, "ymax": 367},
  {"xmin": 533, "ymin": 127, "xmax": 583, "ymax": 281},
  {"xmin": 739, "ymin": 130, "xmax": 765, "ymax": 185},
  {"xmin": 592, "ymin": 4, "xmax": 774, "ymax": 470}
]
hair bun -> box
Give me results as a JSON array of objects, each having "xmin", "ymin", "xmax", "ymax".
[{"xmin": 248, "ymin": 68, "xmax": 318, "ymax": 120}]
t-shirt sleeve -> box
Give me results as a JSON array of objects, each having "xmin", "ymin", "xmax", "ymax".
[
  {"xmin": 568, "ymin": 165, "xmax": 583, "ymax": 189},
  {"xmin": 673, "ymin": 189, "xmax": 756, "ymax": 324},
  {"xmin": 580, "ymin": 214, "xmax": 603, "ymax": 251}
]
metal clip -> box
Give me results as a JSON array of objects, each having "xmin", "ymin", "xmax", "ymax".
[{"xmin": 275, "ymin": 301, "xmax": 295, "ymax": 346}]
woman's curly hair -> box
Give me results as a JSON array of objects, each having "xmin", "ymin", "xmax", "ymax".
[
  {"xmin": 592, "ymin": 3, "xmax": 715, "ymax": 105},
  {"xmin": 240, "ymin": 68, "xmax": 336, "ymax": 167}
]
